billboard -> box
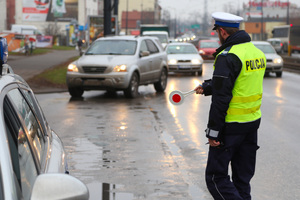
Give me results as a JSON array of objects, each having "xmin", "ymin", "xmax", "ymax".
[
  {"xmin": 22, "ymin": 0, "xmax": 51, "ymax": 21},
  {"xmin": 22, "ymin": 0, "xmax": 77, "ymax": 22},
  {"xmin": 46, "ymin": 0, "xmax": 78, "ymax": 21}
]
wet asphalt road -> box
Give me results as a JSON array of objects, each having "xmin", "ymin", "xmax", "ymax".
[{"xmin": 35, "ymin": 63, "xmax": 300, "ymax": 200}]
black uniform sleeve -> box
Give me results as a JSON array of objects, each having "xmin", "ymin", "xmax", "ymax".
[
  {"xmin": 202, "ymin": 79, "xmax": 212, "ymax": 96},
  {"xmin": 206, "ymin": 53, "xmax": 242, "ymax": 137}
]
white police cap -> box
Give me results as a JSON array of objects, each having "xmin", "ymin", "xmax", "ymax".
[{"xmin": 212, "ymin": 12, "xmax": 243, "ymax": 30}]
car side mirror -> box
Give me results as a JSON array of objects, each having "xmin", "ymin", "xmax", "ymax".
[
  {"xmin": 139, "ymin": 51, "xmax": 150, "ymax": 57},
  {"xmin": 31, "ymin": 174, "xmax": 89, "ymax": 200}
]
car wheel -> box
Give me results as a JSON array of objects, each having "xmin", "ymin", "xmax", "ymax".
[
  {"xmin": 68, "ymin": 87, "xmax": 84, "ymax": 97},
  {"xmin": 276, "ymin": 71, "xmax": 282, "ymax": 78},
  {"xmin": 124, "ymin": 72, "xmax": 139, "ymax": 98},
  {"xmin": 154, "ymin": 68, "xmax": 167, "ymax": 92}
]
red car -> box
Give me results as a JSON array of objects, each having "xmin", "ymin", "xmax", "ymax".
[{"xmin": 198, "ymin": 40, "xmax": 220, "ymax": 60}]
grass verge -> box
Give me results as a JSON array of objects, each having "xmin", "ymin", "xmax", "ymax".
[
  {"xmin": 27, "ymin": 56, "xmax": 80, "ymax": 89},
  {"xmin": 9, "ymin": 45, "xmax": 75, "ymax": 56}
]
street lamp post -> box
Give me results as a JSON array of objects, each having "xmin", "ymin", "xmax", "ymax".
[
  {"xmin": 286, "ymin": 0, "xmax": 290, "ymax": 24},
  {"xmin": 261, "ymin": 0, "xmax": 264, "ymax": 40},
  {"xmin": 126, "ymin": 0, "xmax": 128, "ymax": 35},
  {"xmin": 141, "ymin": 0, "xmax": 143, "ymax": 24},
  {"xmin": 166, "ymin": 7, "xmax": 176, "ymax": 38}
]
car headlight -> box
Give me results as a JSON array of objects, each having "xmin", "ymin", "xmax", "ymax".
[
  {"xmin": 113, "ymin": 64, "xmax": 127, "ymax": 72},
  {"xmin": 191, "ymin": 59, "xmax": 202, "ymax": 65},
  {"xmin": 168, "ymin": 59, "xmax": 177, "ymax": 65},
  {"xmin": 199, "ymin": 50, "xmax": 205, "ymax": 55},
  {"xmin": 273, "ymin": 58, "xmax": 283, "ymax": 64},
  {"xmin": 67, "ymin": 63, "xmax": 78, "ymax": 72}
]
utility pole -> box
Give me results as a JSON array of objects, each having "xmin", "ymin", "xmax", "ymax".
[
  {"xmin": 174, "ymin": 17, "xmax": 177, "ymax": 38},
  {"xmin": 260, "ymin": 0, "xmax": 264, "ymax": 40},
  {"xmin": 126, "ymin": 0, "xmax": 129, "ymax": 35},
  {"xmin": 141, "ymin": 0, "xmax": 143, "ymax": 24},
  {"xmin": 286, "ymin": 0, "xmax": 290, "ymax": 24},
  {"xmin": 203, "ymin": 0, "xmax": 208, "ymax": 36},
  {"xmin": 113, "ymin": 0, "xmax": 118, "ymax": 15},
  {"xmin": 104, "ymin": 0, "xmax": 112, "ymax": 36}
]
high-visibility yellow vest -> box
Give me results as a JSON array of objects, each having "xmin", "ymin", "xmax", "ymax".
[{"xmin": 214, "ymin": 42, "xmax": 266, "ymax": 123}]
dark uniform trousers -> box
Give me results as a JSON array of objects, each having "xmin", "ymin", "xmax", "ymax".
[{"xmin": 205, "ymin": 120, "xmax": 260, "ymax": 200}]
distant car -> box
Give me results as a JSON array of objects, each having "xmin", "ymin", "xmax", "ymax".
[
  {"xmin": 66, "ymin": 35, "xmax": 168, "ymax": 98},
  {"xmin": 252, "ymin": 41, "xmax": 284, "ymax": 77},
  {"xmin": 267, "ymin": 38, "xmax": 283, "ymax": 53},
  {"xmin": 166, "ymin": 42, "xmax": 203, "ymax": 76},
  {"xmin": 198, "ymin": 39, "xmax": 220, "ymax": 60},
  {"xmin": 0, "ymin": 38, "xmax": 89, "ymax": 200}
]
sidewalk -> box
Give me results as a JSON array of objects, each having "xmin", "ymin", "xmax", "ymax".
[{"xmin": 8, "ymin": 49, "xmax": 78, "ymax": 93}]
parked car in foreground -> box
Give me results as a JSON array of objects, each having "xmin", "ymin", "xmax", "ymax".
[
  {"xmin": 166, "ymin": 42, "xmax": 203, "ymax": 76},
  {"xmin": 198, "ymin": 39, "xmax": 220, "ymax": 60},
  {"xmin": 252, "ymin": 41, "xmax": 284, "ymax": 77},
  {"xmin": 66, "ymin": 35, "xmax": 168, "ymax": 98},
  {"xmin": 0, "ymin": 38, "xmax": 89, "ymax": 200}
]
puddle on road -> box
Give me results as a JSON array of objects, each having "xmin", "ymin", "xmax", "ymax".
[
  {"xmin": 68, "ymin": 122, "xmax": 207, "ymax": 199},
  {"xmin": 88, "ymin": 182, "xmax": 134, "ymax": 200},
  {"xmin": 161, "ymin": 131, "xmax": 204, "ymax": 200}
]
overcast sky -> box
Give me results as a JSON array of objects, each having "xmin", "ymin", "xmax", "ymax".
[{"xmin": 158, "ymin": 0, "xmax": 300, "ymax": 21}]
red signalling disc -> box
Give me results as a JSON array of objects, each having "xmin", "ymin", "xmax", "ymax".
[
  {"xmin": 169, "ymin": 90, "xmax": 184, "ymax": 105},
  {"xmin": 172, "ymin": 94, "xmax": 181, "ymax": 103}
]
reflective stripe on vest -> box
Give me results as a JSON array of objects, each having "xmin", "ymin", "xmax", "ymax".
[{"xmin": 214, "ymin": 42, "xmax": 266, "ymax": 123}]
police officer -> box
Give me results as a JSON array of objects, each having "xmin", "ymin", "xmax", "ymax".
[{"xmin": 194, "ymin": 12, "xmax": 266, "ymax": 200}]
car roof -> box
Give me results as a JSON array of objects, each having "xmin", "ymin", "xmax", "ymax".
[
  {"xmin": 199, "ymin": 39, "xmax": 219, "ymax": 42},
  {"xmin": 251, "ymin": 41, "xmax": 271, "ymax": 45},
  {"xmin": 95, "ymin": 35, "xmax": 157, "ymax": 41},
  {"xmin": 167, "ymin": 42, "xmax": 194, "ymax": 46},
  {"xmin": 0, "ymin": 66, "xmax": 26, "ymax": 92},
  {"xmin": 267, "ymin": 38, "xmax": 281, "ymax": 41}
]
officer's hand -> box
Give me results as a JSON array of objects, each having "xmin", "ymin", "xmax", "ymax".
[
  {"xmin": 208, "ymin": 139, "xmax": 221, "ymax": 147},
  {"xmin": 194, "ymin": 85, "xmax": 203, "ymax": 94}
]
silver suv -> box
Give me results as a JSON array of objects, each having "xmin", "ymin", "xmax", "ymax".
[
  {"xmin": 0, "ymin": 38, "xmax": 89, "ymax": 200},
  {"xmin": 66, "ymin": 35, "xmax": 168, "ymax": 98}
]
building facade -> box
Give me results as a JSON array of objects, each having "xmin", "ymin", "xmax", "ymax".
[
  {"xmin": 118, "ymin": 0, "xmax": 161, "ymax": 34},
  {"xmin": 0, "ymin": 0, "xmax": 7, "ymax": 32},
  {"xmin": 5, "ymin": 0, "xmax": 101, "ymax": 36},
  {"xmin": 241, "ymin": 0, "xmax": 300, "ymax": 40}
]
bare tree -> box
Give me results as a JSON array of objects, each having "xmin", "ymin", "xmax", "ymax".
[{"xmin": 43, "ymin": 22, "xmax": 60, "ymax": 36}]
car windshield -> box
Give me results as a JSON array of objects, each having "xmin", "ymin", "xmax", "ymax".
[
  {"xmin": 254, "ymin": 44, "xmax": 276, "ymax": 54},
  {"xmin": 200, "ymin": 41, "xmax": 220, "ymax": 48},
  {"xmin": 167, "ymin": 45, "xmax": 198, "ymax": 54},
  {"xmin": 86, "ymin": 40, "xmax": 137, "ymax": 55}
]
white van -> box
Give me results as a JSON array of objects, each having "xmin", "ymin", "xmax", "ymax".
[
  {"xmin": 142, "ymin": 31, "xmax": 169, "ymax": 49},
  {"xmin": 11, "ymin": 24, "xmax": 41, "ymax": 35}
]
